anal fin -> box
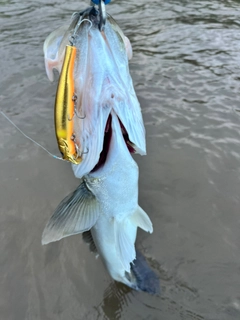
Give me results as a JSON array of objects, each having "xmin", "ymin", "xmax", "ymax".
[{"xmin": 116, "ymin": 219, "xmax": 137, "ymax": 273}]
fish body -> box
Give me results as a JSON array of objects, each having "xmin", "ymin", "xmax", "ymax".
[
  {"xmin": 42, "ymin": 7, "xmax": 159, "ymax": 293},
  {"xmin": 44, "ymin": 10, "xmax": 145, "ymax": 176},
  {"xmin": 42, "ymin": 112, "xmax": 154, "ymax": 290}
]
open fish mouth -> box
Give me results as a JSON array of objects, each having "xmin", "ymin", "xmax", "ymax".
[{"xmin": 91, "ymin": 114, "xmax": 136, "ymax": 172}]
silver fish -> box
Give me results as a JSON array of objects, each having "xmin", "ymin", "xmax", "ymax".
[{"xmin": 42, "ymin": 7, "xmax": 159, "ymax": 293}]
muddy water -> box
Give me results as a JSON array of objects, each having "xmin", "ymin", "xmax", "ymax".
[{"xmin": 1, "ymin": 0, "xmax": 240, "ymax": 319}]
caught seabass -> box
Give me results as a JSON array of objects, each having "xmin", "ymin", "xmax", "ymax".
[
  {"xmin": 43, "ymin": 5, "xmax": 159, "ymax": 293},
  {"xmin": 44, "ymin": 8, "xmax": 146, "ymax": 175}
]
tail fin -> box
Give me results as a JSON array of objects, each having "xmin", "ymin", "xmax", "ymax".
[
  {"xmin": 42, "ymin": 180, "xmax": 100, "ymax": 245},
  {"xmin": 131, "ymin": 249, "xmax": 160, "ymax": 295}
]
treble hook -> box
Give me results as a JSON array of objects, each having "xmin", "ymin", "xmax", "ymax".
[
  {"xmin": 69, "ymin": 17, "xmax": 93, "ymax": 46},
  {"xmin": 81, "ymin": 147, "xmax": 89, "ymax": 155},
  {"xmin": 74, "ymin": 108, "xmax": 86, "ymax": 119},
  {"xmin": 70, "ymin": 135, "xmax": 89, "ymax": 160},
  {"xmin": 75, "ymin": 145, "xmax": 89, "ymax": 159},
  {"xmin": 67, "ymin": 109, "xmax": 86, "ymax": 121},
  {"xmin": 68, "ymin": 94, "xmax": 86, "ymax": 120}
]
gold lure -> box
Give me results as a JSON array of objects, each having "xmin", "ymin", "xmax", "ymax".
[{"xmin": 54, "ymin": 45, "xmax": 82, "ymax": 164}]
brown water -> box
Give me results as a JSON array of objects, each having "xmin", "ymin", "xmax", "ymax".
[{"xmin": 1, "ymin": 0, "xmax": 240, "ymax": 319}]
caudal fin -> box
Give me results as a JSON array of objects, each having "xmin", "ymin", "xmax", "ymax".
[
  {"xmin": 42, "ymin": 180, "xmax": 100, "ymax": 245},
  {"xmin": 131, "ymin": 249, "xmax": 160, "ymax": 295}
]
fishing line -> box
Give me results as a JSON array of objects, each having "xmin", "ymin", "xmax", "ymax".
[{"xmin": 0, "ymin": 111, "xmax": 65, "ymax": 161}]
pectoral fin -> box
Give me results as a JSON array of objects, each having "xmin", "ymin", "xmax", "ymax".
[
  {"xmin": 43, "ymin": 24, "xmax": 69, "ymax": 81},
  {"xmin": 42, "ymin": 181, "xmax": 100, "ymax": 245}
]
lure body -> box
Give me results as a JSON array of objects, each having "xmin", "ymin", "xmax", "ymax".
[{"xmin": 55, "ymin": 45, "xmax": 81, "ymax": 164}]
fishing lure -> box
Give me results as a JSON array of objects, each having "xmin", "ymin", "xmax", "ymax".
[
  {"xmin": 54, "ymin": 1, "xmax": 107, "ymax": 164},
  {"xmin": 54, "ymin": 44, "xmax": 82, "ymax": 164}
]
